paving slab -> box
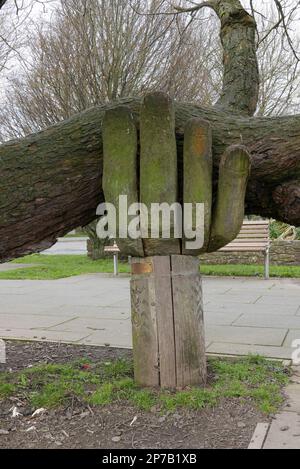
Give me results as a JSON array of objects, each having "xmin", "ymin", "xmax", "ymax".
[
  {"xmin": 42, "ymin": 237, "xmax": 88, "ymax": 255},
  {"xmin": 0, "ymin": 313, "xmax": 73, "ymax": 330},
  {"xmin": 263, "ymin": 412, "xmax": 300, "ymax": 449},
  {"xmin": 234, "ymin": 313, "xmax": 300, "ymax": 329},
  {"xmin": 283, "ymin": 330, "xmax": 300, "ymax": 348},
  {"xmin": 205, "ymin": 295, "xmax": 262, "ymax": 305},
  {"xmin": 204, "ymin": 311, "xmax": 242, "ymax": 326},
  {"xmin": 207, "ymin": 342, "xmax": 293, "ymax": 359},
  {"xmin": 47, "ymin": 316, "xmax": 131, "ymax": 333},
  {"xmin": 261, "ymin": 365, "xmax": 300, "ymax": 449},
  {"xmin": 78, "ymin": 327, "xmax": 132, "ymax": 349},
  {"xmin": 248, "ymin": 423, "xmax": 270, "ymax": 449},
  {"xmin": 40, "ymin": 305, "xmax": 131, "ymax": 320},
  {"xmin": 0, "ymin": 328, "xmax": 91, "ymax": 343},
  {"xmin": 206, "ymin": 325, "xmax": 287, "ymax": 346},
  {"xmin": 283, "ymin": 383, "xmax": 300, "ymax": 413},
  {"xmin": 205, "ymin": 302, "xmax": 298, "ymax": 315},
  {"xmin": 256, "ymin": 295, "xmax": 300, "ymax": 307}
]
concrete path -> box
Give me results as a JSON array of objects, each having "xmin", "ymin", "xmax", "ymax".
[
  {"xmin": 0, "ymin": 264, "xmax": 35, "ymax": 272},
  {"xmin": 262, "ymin": 366, "xmax": 300, "ymax": 449},
  {"xmin": 0, "ymin": 275, "xmax": 299, "ymax": 359},
  {"xmin": 42, "ymin": 237, "xmax": 88, "ymax": 255}
]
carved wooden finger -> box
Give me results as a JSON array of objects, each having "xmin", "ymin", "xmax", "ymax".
[
  {"xmin": 208, "ymin": 145, "xmax": 251, "ymax": 253},
  {"xmin": 182, "ymin": 118, "xmax": 212, "ymax": 255},
  {"xmin": 102, "ymin": 106, "xmax": 144, "ymax": 257},
  {"xmin": 140, "ymin": 92, "xmax": 181, "ymax": 256}
]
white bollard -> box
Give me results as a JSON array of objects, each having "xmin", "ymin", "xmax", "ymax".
[{"xmin": 113, "ymin": 253, "xmax": 119, "ymax": 276}]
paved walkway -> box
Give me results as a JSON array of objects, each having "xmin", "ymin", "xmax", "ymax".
[
  {"xmin": 0, "ymin": 275, "xmax": 299, "ymax": 359},
  {"xmin": 0, "ymin": 264, "xmax": 35, "ymax": 272},
  {"xmin": 42, "ymin": 237, "xmax": 88, "ymax": 255},
  {"xmin": 263, "ymin": 365, "xmax": 300, "ymax": 449}
]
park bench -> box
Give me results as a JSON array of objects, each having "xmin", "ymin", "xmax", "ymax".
[{"xmin": 218, "ymin": 220, "xmax": 270, "ymax": 279}]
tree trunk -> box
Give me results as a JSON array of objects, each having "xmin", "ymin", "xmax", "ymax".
[
  {"xmin": 0, "ymin": 98, "xmax": 299, "ymax": 262},
  {"xmin": 213, "ymin": 0, "xmax": 259, "ymax": 116}
]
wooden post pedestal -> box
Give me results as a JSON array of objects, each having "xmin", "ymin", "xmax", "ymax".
[{"xmin": 130, "ymin": 255, "xmax": 207, "ymax": 389}]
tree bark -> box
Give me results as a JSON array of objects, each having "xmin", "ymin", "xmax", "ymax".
[
  {"xmin": 1, "ymin": 0, "xmax": 298, "ymax": 262},
  {"xmin": 0, "ymin": 97, "xmax": 299, "ymax": 263},
  {"xmin": 213, "ymin": 0, "xmax": 259, "ymax": 116},
  {"xmin": 176, "ymin": 0, "xmax": 259, "ymax": 116}
]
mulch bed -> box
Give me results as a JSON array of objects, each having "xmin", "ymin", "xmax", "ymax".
[{"xmin": 0, "ymin": 340, "xmax": 267, "ymax": 449}]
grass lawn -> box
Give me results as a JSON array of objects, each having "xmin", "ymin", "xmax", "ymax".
[
  {"xmin": 0, "ymin": 254, "xmax": 299, "ymax": 280},
  {"xmin": 0, "ymin": 355, "xmax": 289, "ymax": 415},
  {"xmin": 201, "ymin": 263, "xmax": 300, "ymax": 278},
  {"xmin": 0, "ymin": 255, "xmax": 131, "ymax": 280}
]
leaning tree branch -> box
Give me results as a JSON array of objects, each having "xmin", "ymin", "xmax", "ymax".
[
  {"xmin": 0, "ymin": 98, "xmax": 299, "ymax": 263},
  {"xmin": 0, "ymin": 0, "xmax": 299, "ymax": 263}
]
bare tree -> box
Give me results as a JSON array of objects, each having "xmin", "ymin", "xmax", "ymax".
[
  {"xmin": 2, "ymin": 0, "xmax": 300, "ymax": 142},
  {"xmin": 255, "ymin": 2, "xmax": 300, "ymax": 116},
  {"xmin": 0, "ymin": 1, "xmax": 26, "ymax": 77},
  {"xmin": 0, "ymin": 0, "xmax": 222, "ymax": 140}
]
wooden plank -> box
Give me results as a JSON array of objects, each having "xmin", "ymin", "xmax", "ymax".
[
  {"xmin": 140, "ymin": 93, "xmax": 180, "ymax": 256},
  {"xmin": 238, "ymin": 230, "xmax": 269, "ymax": 238},
  {"xmin": 220, "ymin": 247, "xmax": 267, "ymax": 252},
  {"xmin": 225, "ymin": 239, "xmax": 269, "ymax": 243},
  {"xmin": 230, "ymin": 239, "xmax": 269, "ymax": 243},
  {"xmin": 240, "ymin": 223, "xmax": 269, "ymax": 226},
  {"xmin": 183, "ymin": 118, "xmax": 212, "ymax": 254},
  {"xmin": 230, "ymin": 243, "xmax": 268, "ymax": 246},
  {"xmin": 102, "ymin": 106, "xmax": 144, "ymax": 257},
  {"xmin": 152, "ymin": 257, "xmax": 177, "ymax": 388},
  {"xmin": 240, "ymin": 222, "xmax": 269, "ymax": 226},
  {"xmin": 242, "ymin": 221, "xmax": 269, "ymax": 225},
  {"xmin": 239, "ymin": 234, "xmax": 269, "ymax": 237},
  {"xmin": 130, "ymin": 258, "xmax": 159, "ymax": 387},
  {"xmin": 243, "ymin": 224, "xmax": 269, "ymax": 227},
  {"xmin": 130, "ymin": 257, "xmax": 177, "ymax": 388},
  {"xmin": 238, "ymin": 228, "xmax": 269, "ymax": 232},
  {"xmin": 171, "ymin": 255, "xmax": 206, "ymax": 388},
  {"xmin": 240, "ymin": 228, "xmax": 269, "ymax": 231},
  {"xmin": 236, "ymin": 234, "xmax": 269, "ymax": 238},
  {"xmin": 208, "ymin": 146, "xmax": 250, "ymax": 252},
  {"xmin": 227, "ymin": 242, "xmax": 268, "ymax": 248},
  {"xmin": 237, "ymin": 238, "xmax": 268, "ymax": 241},
  {"xmin": 225, "ymin": 242, "xmax": 268, "ymax": 247}
]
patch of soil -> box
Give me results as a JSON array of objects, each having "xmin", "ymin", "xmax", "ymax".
[
  {"xmin": 0, "ymin": 341, "xmax": 266, "ymax": 449},
  {"xmin": 0, "ymin": 340, "xmax": 132, "ymax": 372}
]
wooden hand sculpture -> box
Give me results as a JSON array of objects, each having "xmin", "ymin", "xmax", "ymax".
[
  {"xmin": 102, "ymin": 92, "xmax": 250, "ymax": 257},
  {"xmin": 102, "ymin": 92, "xmax": 251, "ymax": 389}
]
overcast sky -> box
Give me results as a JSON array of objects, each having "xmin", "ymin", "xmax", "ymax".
[{"xmin": 0, "ymin": 0, "xmax": 299, "ymax": 99}]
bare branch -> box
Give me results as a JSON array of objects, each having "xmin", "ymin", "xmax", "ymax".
[
  {"xmin": 273, "ymin": 0, "xmax": 300, "ymax": 62},
  {"xmin": 173, "ymin": 1, "xmax": 216, "ymax": 14}
]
